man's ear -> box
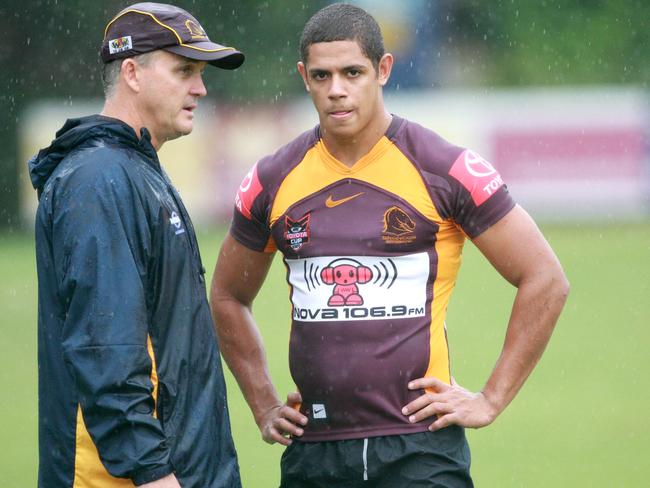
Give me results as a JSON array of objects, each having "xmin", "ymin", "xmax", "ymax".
[
  {"xmin": 297, "ymin": 61, "xmax": 310, "ymax": 93},
  {"xmin": 377, "ymin": 53, "xmax": 394, "ymax": 87},
  {"xmin": 121, "ymin": 58, "xmax": 141, "ymax": 93}
]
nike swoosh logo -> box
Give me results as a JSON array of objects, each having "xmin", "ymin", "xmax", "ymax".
[{"xmin": 325, "ymin": 192, "xmax": 365, "ymax": 208}]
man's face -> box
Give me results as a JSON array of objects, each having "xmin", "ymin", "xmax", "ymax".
[
  {"xmin": 136, "ymin": 51, "xmax": 207, "ymax": 148},
  {"xmin": 298, "ymin": 40, "xmax": 391, "ymax": 141}
]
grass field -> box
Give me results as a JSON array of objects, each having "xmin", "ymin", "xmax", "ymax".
[{"xmin": 1, "ymin": 222, "xmax": 649, "ymax": 487}]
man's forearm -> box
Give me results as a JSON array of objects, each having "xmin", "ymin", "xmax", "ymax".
[
  {"xmin": 212, "ymin": 296, "xmax": 281, "ymax": 425},
  {"xmin": 481, "ymin": 269, "xmax": 569, "ymax": 416}
]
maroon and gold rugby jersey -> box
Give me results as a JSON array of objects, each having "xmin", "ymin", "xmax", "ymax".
[{"xmin": 230, "ymin": 115, "xmax": 515, "ymax": 441}]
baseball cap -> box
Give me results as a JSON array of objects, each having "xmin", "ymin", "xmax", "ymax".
[{"xmin": 101, "ymin": 2, "xmax": 244, "ymax": 69}]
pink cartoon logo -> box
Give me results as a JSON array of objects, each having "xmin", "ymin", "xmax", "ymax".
[{"xmin": 320, "ymin": 259, "xmax": 373, "ymax": 306}]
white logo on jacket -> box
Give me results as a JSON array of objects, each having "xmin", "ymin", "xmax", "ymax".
[{"xmin": 169, "ymin": 211, "xmax": 185, "ymax": 235}]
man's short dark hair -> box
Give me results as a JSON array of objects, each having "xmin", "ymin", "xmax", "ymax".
[{"xmin": 299, "ymin": 3, "xmax": 385, "ymax": 69}]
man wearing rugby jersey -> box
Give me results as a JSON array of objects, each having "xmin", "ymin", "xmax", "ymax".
[{"xmin": 210, "ymin": 3, "xmax": 568, "ymax": 487}]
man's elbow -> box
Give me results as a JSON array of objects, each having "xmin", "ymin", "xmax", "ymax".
[
  {"xmin": 209, "ymin": 288, "xmax": 252, "ymax": 327},
  {"xmin": 550, "ymin": 266, "xmax": 570, "ymax": 309},
  {"xmin": 526, "ymin": 261, "xmax": 569, "ymax": 311},
  {"xmin": 210, "ymin": 292, "xmax": 234, "ymax": 321}
]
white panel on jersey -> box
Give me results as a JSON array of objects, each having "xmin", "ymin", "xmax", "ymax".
[{"xmin": 285, "ymin": 253, "xmax": 429, "ymax": 322}]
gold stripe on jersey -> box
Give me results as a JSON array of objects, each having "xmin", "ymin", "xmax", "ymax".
[
  {"xmin": 72, "ymin": 336, "xmax": 160, "ymax": 487},
  {"xmin": 271, "ymin": 137, "xmax": 444, "ymax": 225},
  {"xmin": 425, "ymin": 224, "xmax": 465, "ymax": 387}
]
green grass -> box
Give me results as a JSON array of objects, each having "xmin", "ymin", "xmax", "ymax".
[{"xmin": 1, "ymin": 223, "xmax": 649, "ymax": 487}]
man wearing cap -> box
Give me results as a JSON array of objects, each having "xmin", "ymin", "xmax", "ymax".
[{"xmin": 29, "ymin": 3, "xmax": 243, "ymax": 487}]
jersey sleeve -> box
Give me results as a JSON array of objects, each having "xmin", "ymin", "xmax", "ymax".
[
  {"xmin": 445, "ymin": 149, "xmax": 516, "ymax": 238},
  {"xmin": 230, "ymin": 162, "xmax": 274, "ymax": 252}
]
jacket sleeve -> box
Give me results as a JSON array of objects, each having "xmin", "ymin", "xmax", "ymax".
[{"xmin": 52, "ymin": 156, "xmax": 174, "ymax": 485}]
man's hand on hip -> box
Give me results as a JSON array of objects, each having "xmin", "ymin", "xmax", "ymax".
[
  {"xmin": 402, "ymin": 376, "xmax": 499, "ymax": 432},
  {"xmin": 258, "ymin": 392, "xmax": 308, "ymax": 446}
]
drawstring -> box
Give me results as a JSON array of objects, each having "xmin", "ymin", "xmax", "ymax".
[{"xmin": 362, "ymin": 438, "xmax": 369, "ymax": 481}]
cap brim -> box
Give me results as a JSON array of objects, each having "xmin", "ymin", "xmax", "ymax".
[{"xmin": 164, "ymin": 42, "xmax": 244, "ymax": 70}]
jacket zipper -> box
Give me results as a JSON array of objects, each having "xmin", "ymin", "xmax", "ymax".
[
  {"xmin": 162, "ymin": 177, "xmax": 206, "ymax": 283},
  {"xmin": 144, "ymin": 140, "xmax": 206, "ymax": 284}
]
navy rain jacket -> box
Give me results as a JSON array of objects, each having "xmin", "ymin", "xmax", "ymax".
[{"xmin": 29, "ymin": 115, "xmax": 241, "ymax": 487}]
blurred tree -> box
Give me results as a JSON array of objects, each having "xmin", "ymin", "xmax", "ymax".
[
  {"xmin": 0, "ymin": 0, "xmax": 125, "ymax": 230},
  {"xmin": 445, "ymin": 0, "xmax": 650, "ymax": 86}
]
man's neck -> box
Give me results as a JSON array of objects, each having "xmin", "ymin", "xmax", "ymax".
[
  {"xmin": 100, "ymin": 98, "xmax": 162, "ymax": 151},
  {"xmin": 321, "ymin": 111, "xmax": 392, "ymax": 168}
]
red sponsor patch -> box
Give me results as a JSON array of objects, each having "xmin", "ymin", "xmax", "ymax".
[
  {"xmin": 448, "ymin": 150, "xmax": 504, "ymax": 206},
  {"xmin": 235, "ymin": 164, "xmax": 263, "ymax": 219}
]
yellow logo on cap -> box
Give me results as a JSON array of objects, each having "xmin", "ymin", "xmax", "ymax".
[{"xmin": 185, "ymin": 20, "xmax": 207, "ymax": 39}]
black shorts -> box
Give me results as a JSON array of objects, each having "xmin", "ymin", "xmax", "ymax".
[{"xmin": 279, "ymin": 426, "xmax": 473, "ymax": 488}]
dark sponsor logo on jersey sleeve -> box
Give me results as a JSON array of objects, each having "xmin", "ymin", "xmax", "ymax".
[
  {"xmin": 382, "ymin": 206, "xmax": 416, "ymax": 244},
  {"xmin": 285, "ymin": 214, "xmax": 311, "ymax": 251},
  {"xmin": 235, "ymin": 163, "xmax": 263, "ymax": 219},
  {"xmin": 448, "ymin": 150, "xmax": 505, "ymax": 206}
]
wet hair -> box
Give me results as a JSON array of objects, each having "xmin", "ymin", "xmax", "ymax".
[
  {"xmin": 299, "ymin": 3, "xmax": 385, "ymax": 69},
  {"xmin": 101, "ymin": 51, "xmax": 156, "ymax": 98}
]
